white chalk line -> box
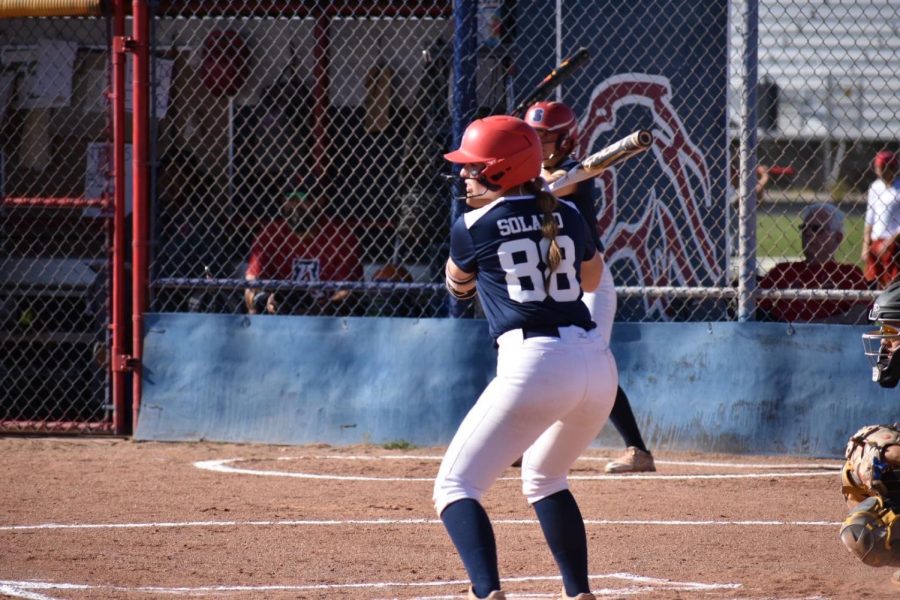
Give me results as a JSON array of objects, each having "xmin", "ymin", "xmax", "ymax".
[
  {"xmin": 1, "ymin": 456, "xmax": 835, "ymax": 599},
  {"xmin": 277, "ymin": 455, "xmax": 842, "ymax": 470},
  {"xmin": 0, "ymin": 573, "xmax": 741, "ymax": 597},
  {"xmin": 0, "ymin": 516, "xmax": 841, "ymax": 532},
  {"xmin": 194, "ymin": 458, "xmax": 839, "ymax": 482},
  {"xmin": 0, "ymin": 584, "xmax": 62, "ymax": 600}
]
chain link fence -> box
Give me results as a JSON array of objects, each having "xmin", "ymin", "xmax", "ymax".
[
  {"xmin": 147, "ymin": 0, "xmax": 897, "ymax": 325},
  {"xmin": 0, "ymin": 15, "xmax": 114, "ymax": 431},
  {"xmin": 148, "ymin": 3, "xmax": 454, "ymax": 319},
  {"xmin": 729, "ymin": 0, "xmax": 897, "ymax": 325},
  {"xmin": 2, "ymin": 0, "xmax": 899, "ymax": 430}
]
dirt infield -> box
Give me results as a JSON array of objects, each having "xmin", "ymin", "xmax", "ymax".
[{"xmin": 0, "ymin": 437, "xmax": 893, "ymax": 599}]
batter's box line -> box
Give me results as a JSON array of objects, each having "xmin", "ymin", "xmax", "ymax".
[
  {"xmin": 0, "ymin": 517, "xmax": 842, "ymax": 532},
  {"xmin": 270, "ymin": 455, "xmax": 843, "ymax": 470},
  {"xmin": 0, "ymin": 573, "xmax": 741, "ymax": 598},
  {"xmin": 193, "ymin": 458, "xmax": 839, "ymax": 481}
]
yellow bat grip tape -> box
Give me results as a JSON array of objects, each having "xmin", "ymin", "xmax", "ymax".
[{"xmin": 0, "ymin": 0, "xmax": 102, "ymax": 18}]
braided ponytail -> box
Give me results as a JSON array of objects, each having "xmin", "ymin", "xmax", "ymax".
[{"xmin": 524, "ymin": 179, "xmax": 562, "ymax": 289}]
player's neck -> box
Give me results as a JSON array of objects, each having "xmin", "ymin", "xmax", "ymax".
[{"xmin": 542, "ymin": 156, "xmax": 567, "ymax": 171}]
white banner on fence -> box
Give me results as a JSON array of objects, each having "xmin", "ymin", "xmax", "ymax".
[{"xmin": 17, "ymin": 40, "xmax": 77, "ymax": 109}]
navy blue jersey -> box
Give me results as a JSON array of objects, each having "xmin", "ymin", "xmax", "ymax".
[
  {"xmin": 450, "ymin": 194, "xmax": 596, "ymax": 340},
  {"xmin": 558, "ymin": 157, "xmax": 603, "ymax": 252}
]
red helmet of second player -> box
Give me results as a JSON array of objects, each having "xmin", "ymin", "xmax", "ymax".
[
  {"xmin": 444, "ymin": 115, "xmax": 542, "ymax": 190},
  {"xmin": 524, "ymin": 101, "xmax": 578, "ymax": 159}
]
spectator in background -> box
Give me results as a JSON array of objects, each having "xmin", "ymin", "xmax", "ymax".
[
  {"xmin": 244, "ymin": 178, "xmax": 363, "ymax": 316},
  {"xmin": 368, "ymin": 263, "xmax": 418, "ymax": 317},
  {"xmin": 862, "ymin": 151, "xmax": 900, "ymax": 289},
  {"xmin": 758, "ymin": 203, "xmax": 868, "ymax": 323},
  {"xmin": 155, "ymin": 150, "xmax": 224, "ymax": 312},
  {"xmin": 727, "ymin": 162, "xmax": 772, "ymax": 258},
  {"xmin": 728, "ymin": 159, "xmax": 772, "ymax": 201},
  {"xmin": 753, "ymin": 164, "xmax": 770, "ymax": 199}
]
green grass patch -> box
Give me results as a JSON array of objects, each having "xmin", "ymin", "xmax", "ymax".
[
  {"xmin": 756, "ymin": 212, "xmax": 864, "ymax": 267},
  {"xmin": 382, "ymin": 440, "xmax": 416, "ymax": 450}
]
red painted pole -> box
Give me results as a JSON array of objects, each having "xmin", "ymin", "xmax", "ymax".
[
  {"xmin": 131, "ymin": 0, "xmax": 150, "ymax": 430},
  {"xmin": 312, "ymin": 10, "xmax": 330, "ymax": 174},
  {"xmin": 111, "ymin": 0, "xmax": 127, "ymax": 434}
]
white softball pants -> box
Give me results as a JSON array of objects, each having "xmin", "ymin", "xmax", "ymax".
[
  {"xmin": 580, "ymin": 264, "xmax": 616, "ymax": 346},
  {"xmin": 433, "ymin": 325, "xmax": 618, "ymax": 514}
]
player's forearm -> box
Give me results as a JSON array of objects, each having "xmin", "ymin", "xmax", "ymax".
[
  {"xmin": 580, "ymin": 253, "xmax": 604, "ymax": 293},
  {"xmin": 542, "ymin": 168, "xmax": 576, "ymax": 197},
  {"xmin": 445, "ymin": 260, "xmax": 476, "ymax": 300},
  {"xmin": 244, "ymin": 287, "xmax": 258, "ymax": 313}
]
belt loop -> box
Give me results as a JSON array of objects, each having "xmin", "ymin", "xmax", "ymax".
[{"xmin": 522, "ymin": 326, "xmax": 561, "ymax": 340}]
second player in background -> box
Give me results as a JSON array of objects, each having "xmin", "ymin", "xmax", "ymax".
[{"xmin": 525, "ymin": 100, "xmax": 656, "ymax": 473}]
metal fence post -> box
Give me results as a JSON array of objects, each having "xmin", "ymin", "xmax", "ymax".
[
  {"xmin": 111, "ymin": 0, "xmax": 128, "ymax": 434},
  {"xmin": 448, "ymin": 0, "xmax": 477, "ymax": 317},
  {"xmin": 738, "ymin": 0, "xmax": 759, "ymax": 322},
  {"xmin": 132, "ymin": 0, "xmax": 150, "ymax": 428}
]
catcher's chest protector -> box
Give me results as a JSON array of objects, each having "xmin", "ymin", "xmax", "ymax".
[
  {"xmin": 840, "ymin": 424, "xmax": 900, "ymax": 568},
  {"xmin": 842, "ymin": 424, "xmax": 900, "ymax": 506}
]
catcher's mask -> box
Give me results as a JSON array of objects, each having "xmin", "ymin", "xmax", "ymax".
[{"xmin": 863, "ymin": 281, "xmax": 900, "ymax": 388}]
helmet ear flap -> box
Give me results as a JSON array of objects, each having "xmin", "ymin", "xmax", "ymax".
[
  {"xmin": 555, "ymin": 132, "xmax": 576, "ymax": 159},
  {"xmin": 475, "ymin": 164, "xmax": 503, "ymax": 191},
  {"xmin": 479, "ymin": 143, "xmax": 539, "ymax": 190}
]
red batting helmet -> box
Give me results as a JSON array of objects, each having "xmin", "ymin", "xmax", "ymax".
[
  {"xmin": 874, "ymin": 151, "xmax": 898, "ymax": 171},
  {"xmin": 524, "ymin": 101, "xmax": 578, "ymax": 157},
  {"xmin": 444, "ymin": 115, "xmax": 542, "ymax": 190}
]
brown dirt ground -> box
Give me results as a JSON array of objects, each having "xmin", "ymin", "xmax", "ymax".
[{"xmin": 0, "ymin": 437, "xmax": 894, "ymax": 599}]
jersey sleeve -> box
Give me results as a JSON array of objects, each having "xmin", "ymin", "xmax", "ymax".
[
  {"xmin": 577, "ymin": 179, "xmax": 604, "ymax": 252},
  {"xmin": 844, "ymin": 264, "xmax": 869, "ymax": 290},
  {"xmin": 865, "ymin": 184, "xmax": 878, "ymax": 226},
  {"xmin": 336, "ymin": 226, "xmax": 364, "ymax": 281},
  {"xmin": 579, "ymin": 216, "xmax": 597, "ymax": 262},
  {"xmin": 756, "ymin": 263, "xmax": 787, "ymax": 317},
  {"xmin": 245, "ymin": 232, "xmax": 265, "ymax": 279},
  {"xmin": 449, "ymin": 217, "xmax": 478, "ymax": 273},
  {"xmin": 348, "ymin": 237, "xmax": 364, "ymax": 281}
]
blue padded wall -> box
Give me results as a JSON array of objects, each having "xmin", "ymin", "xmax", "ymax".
[{"xmin": 136, "ymin": 314, "xmax": 899, "ymax": 456}]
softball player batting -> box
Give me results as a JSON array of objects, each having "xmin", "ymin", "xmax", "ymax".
[
  {"xmin": 524, "ymin": 101, "xmax": 655, "ymax": 473},
  {"xmin": 434, "ymin": 115, "xmax": 617, "ymax": 600}
]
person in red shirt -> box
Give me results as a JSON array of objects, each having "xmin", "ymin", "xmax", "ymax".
[
  {"xmin": 758, "ymin": 202, "xmax": 868, "ymax": 323},
  {"xmin": 244, "ymin": 180, "xmax": 363, "ymax": 315}
]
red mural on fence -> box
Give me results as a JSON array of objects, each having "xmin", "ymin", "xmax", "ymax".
[{"xmin": 576, "ymin": 74, "xmax": 721, "ymax": 317}]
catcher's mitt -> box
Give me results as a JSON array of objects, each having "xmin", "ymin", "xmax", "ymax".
[{"xmin": 842, "ymin": 423, "xmax": 900, "ymax": 507}]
